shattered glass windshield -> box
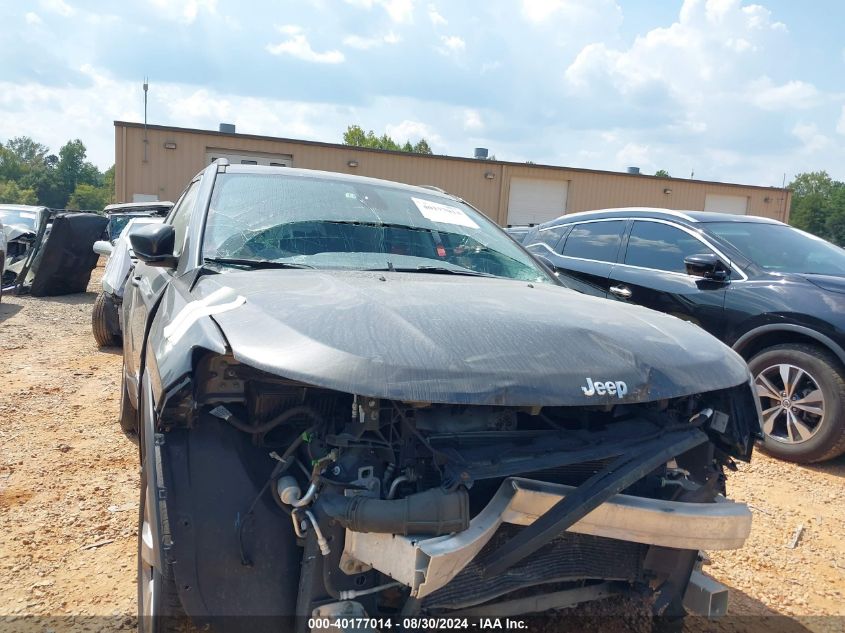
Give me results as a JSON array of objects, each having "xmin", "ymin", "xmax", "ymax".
[
  {"xmin": 202, "ymin": 173, "xmax": 552, "ymax": 282},
  {"xmin": 0, "ymin": 209, "xmax": 38, "ymax": 232}
]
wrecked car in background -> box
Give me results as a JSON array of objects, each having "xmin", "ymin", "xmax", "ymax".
[
  {"xmin": 0, "ymin": 204, "xmax": 45, "ymax": 290},
  {"xmin": 0, "ymin": 204, "xmax": 106, "ymax": 297},
  {"xmin": 92, "ymin": 216, "xmax": 164, "ymax": 347},
  {"xmin": 102, "ymin": 200, "xmax": 173, "ymax": 243},
  {"xmin": 123, "ymin": 160, "xmax": 760, "ymax": 632}
]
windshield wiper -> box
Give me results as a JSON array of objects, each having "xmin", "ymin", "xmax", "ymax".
[
  {"xmin": 379, "ymin": 265, "xmax": 495, "ymax": 277},
  {"xmin": 203, "ymin": 257, "xmax": 314, "ymax": 269}
]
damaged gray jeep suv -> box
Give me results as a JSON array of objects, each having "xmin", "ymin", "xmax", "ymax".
[{"xmin": 122, "ymin": 160, "xmax": 760, "ymax": 632}]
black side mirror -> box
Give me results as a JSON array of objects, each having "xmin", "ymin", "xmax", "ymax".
[
  {"xmin": 129, "ymin": 224, "xmax": 177, "ymax": 267},
  {"xmin": 685, "ymin": 253, "xmax": 730, "ymax": 281}
]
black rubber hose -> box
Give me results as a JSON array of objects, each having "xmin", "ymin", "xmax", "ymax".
[
  {"xmin": 319, "ymin": 487, "xmax": 469, "ymax": 536},
  {"xmin": 225, "ymin": 406, "xmax": 324, "ymax": 435}
]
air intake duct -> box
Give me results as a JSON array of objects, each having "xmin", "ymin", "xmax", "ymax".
[{"xmin": 319, "ymin": 487, "xmax": 469, "ymax": 536}]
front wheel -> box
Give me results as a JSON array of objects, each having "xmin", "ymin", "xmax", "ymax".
[
  {"xmin": 93, "ymin": 291, "xmax": 121, "ymax": 347},
  {"xmin": 749, "ymin": 343, "xmax": 845, "ymax": 463},
  {"xmin": 138, "ymin": 468, "xmax": 185, "ymax": 633}
]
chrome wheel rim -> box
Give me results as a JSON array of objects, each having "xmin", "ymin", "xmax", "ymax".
[
  {"xmin": 755, "ymin": 363, "xmax": 825, "ymax": 444},
  {"xmin": 139, "ymin": 485, "xmax": 157, "ymax": 632}
]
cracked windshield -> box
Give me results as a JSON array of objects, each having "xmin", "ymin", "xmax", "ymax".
[{"xmin": 203, "ymin": 172, "xmax": 551, "ymax": 282}]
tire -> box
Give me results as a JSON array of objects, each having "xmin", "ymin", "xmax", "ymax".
[
  {"xmin": 748, "ymin": 343, "xmax": 845, "ymax": 463},
  {"xmin": 93, "ymin": 291, "xmax": 120, "ymax": 347}
]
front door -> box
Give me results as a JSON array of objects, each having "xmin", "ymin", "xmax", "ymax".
[{"xmin": 608, "ymin": 219, "xmax": 729, "ymax": 339}]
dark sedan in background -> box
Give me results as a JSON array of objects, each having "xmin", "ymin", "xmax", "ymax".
[{"xmin": 525, "ymin": 208, "xmax": 845, "ymax": 463}]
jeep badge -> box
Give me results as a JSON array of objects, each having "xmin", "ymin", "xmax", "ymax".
[{"xmin": 581, "ymin": 377, "xmax": 628, "ymax": 398}]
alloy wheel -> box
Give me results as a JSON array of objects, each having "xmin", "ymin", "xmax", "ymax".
[
  {"xmin": 755, "ymin": 363, "xmax": 825, "ymax": 444},
  {"xmin": 138, "ymin": 481, "xmax": 157, "ymax": 633}
]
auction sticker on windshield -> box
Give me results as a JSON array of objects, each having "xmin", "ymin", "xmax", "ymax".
[{"xmin": 412, "ymin": 197, "xmax": 479, "ymax": 229}]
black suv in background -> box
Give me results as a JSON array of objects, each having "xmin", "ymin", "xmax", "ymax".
[{"xmin": 525, "ymin": 208, "xmax": 845, "ymax": 463}]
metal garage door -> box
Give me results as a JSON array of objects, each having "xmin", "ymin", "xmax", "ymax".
[
  {"xmin": 507, "ymin": 177, "xmax": 568, "ymax": 226},
  {"xmin": 205, "ymin": 149, "xmax": 293, "ymax": 167},
  {"xmin": 704, "ymin": 194, "xmax": 748, "ymax": 214}
]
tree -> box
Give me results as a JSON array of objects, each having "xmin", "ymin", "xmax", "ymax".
[
  {"xmin": 654, "ymin": 169, "xmax": 670, "ymax": 178},
  {"xmin": 68, "ymin": 183, "xmax": 111, "ymax": 210},
  {"xmin": 0, "ymin": 180, "xmax": 37, "ymax": 205},
  {"xmin": 412, "ymin": 139, "xmax": 432, "ymax": 154},
  {"xmin": 789, "ymin": 171, "xmax": 837, "ymax": 198},
  {"xmin": 342, "ymin": 125, "xmax": 434, "ymax": 154},
  {"xmin": 0, "ymin": 144, "xmax": 24, "ymax": 181},
  {"xmin": 0, "ymin": 135, "xmax": 112, "ymax": 209},
  {"xmin": 823, "ymin": 187, "xmax": 845, "ymax": 246},
  {"xmin": 343, "ymin": 125, "xmax": 369, "ymax": 147},
  {"xmin": 788, "ymin": 171, "xmax": 845, "ymax": 245},
  {"xmin": 6, "ymin": 136, "xmax": 49, "ymax": 167},
  {"xmin": 790, "ymin": 192, "xmax": 830, "ymax": 238}
]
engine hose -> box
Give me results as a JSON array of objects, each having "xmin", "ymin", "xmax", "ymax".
[
  {"xmin": 319, "ymin": 487, "xmax": 469, "ymax": 536},
  {"xmin": 220, "ymin": 406, "xmax": 324, "ymax": 436},
  {"xmin": 320, "ymin": 550, "xmax": 403, "ymax": 601}
]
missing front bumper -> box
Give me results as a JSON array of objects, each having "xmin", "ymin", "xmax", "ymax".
[{"xmin": 342, "ymin": 477, "xmax": 751, "ymax": 599}]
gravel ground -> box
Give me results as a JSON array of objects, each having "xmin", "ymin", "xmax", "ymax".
[{"xmin": 0, "ymin": 266, "xmax": 843, "ymax": 632}]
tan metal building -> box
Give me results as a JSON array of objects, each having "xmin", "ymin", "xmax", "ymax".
[{"xmin": 114, "ymin": 121, "xmax": 791, "ymax": 225}]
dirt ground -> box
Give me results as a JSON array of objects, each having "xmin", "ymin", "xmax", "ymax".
[{"xmin": 0, "ymin": 266, "xmax": 843, "ymax": 632}]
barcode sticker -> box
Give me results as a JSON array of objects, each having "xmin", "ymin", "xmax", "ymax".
[{"xmin": 412, "ymin": 197, "xmax": 479, "ymax": 229}]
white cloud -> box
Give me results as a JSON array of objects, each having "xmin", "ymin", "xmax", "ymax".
[
  {"xmin": 385, "ymin": 119, "xmax": 441, "ymax": 145},
  {"xmin": 564, "ymin": 0, "xmax": 790, "ymax": 100},
  {"xmin": 521, "ymin": 0, "xmax": 622, "ymax": 33},
  {"xmin": 344, "ymin": 0, "xmax": 414, "ymax": 23},
  {"xmin": 427, "ymin": 3, "xmax": 447, "ymax": 26},
  {"xmin": 147, "ymin": 0, "xmax": 217, "ymax": 24},
  {"xmin": 25, "ymin": 12, "xmax": 43, "ymax": 25},
  {"xmin": 382, "ymin": 0, "xmax": 414, "ymax": 23},
  {"xmin": 39, "ymin": 0, "xmax": 75, "ymax": 17},
  {"xmin": 463, "ymin": 109, "xmax": 483, "ymax": 131},
  {"xmin": 343, "ymin": 31, "xmax": 401, "ymax": 49},
  {"xmin": 615, "ymin": 142, "xmax": 652, "ymax": 170},
  {"xmin": 836, "ymin": 106, "xmax": 845, "ymax": 136},
  {"xmin": 437, "ymin": 35, "xmax": 465, "ymax": 55},
  {"xmin": 792, "ymin": 122, "xmax": 831, "ymax": 154},
  {"xmin": 521, "ymin": 0, "xmax": 563, "ymax": 23},
  {"xmin": 747, "ymin": 77, "xmax": 820, "ymax": 111},
  {"xmin": 266, "ymin": 25, "xmax": 345, "ymax": 63}
]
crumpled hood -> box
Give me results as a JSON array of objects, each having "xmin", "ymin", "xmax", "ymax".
[
  {"xmin": 3, "ymin": 223, "xmax": 36, "ymax": 243},
  {"xmin": 199, "ymin": 270, "xmax": 749, "ymax": 406}
]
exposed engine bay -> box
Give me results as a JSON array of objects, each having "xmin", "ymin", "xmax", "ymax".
[{"xmin": 149, "ymin": 352, "xmax": 758, "ymax": 629}]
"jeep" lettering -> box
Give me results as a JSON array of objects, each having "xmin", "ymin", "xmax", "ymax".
[{"xmin": 581, "ymin": 377, "xmax": 628, "ymax": 399}]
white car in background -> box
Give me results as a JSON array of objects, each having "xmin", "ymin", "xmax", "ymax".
[{"xmin": 91, "ymin": 216, "xmax": 164, "ymax": 347}]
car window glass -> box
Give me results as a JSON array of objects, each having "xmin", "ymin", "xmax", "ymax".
[
  {"xmin": 561, "ymin": 221, "xmax": 624, "ymax": 262},
  {"xmin": 625, "ymin": 221, "xmax": 714, "ymax": 273},
  {"xmin": 531, "ymin": 225, "xmax": 568, "ymax": 251},
  {"xmin": 201, "ymin": 173, "xmax": 553, "ymax": 283},
  {"xmin": 706, "ymin": 222, "xmax": 845, "ymax": 275},
  {"xmin": 168, "ymin": 181, "xmax": 200, "ymax": 257}
]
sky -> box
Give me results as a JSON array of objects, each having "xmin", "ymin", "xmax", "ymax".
[{"xmin": 1, "ymin": 0, "xmax": 844, "ymax": 187}]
